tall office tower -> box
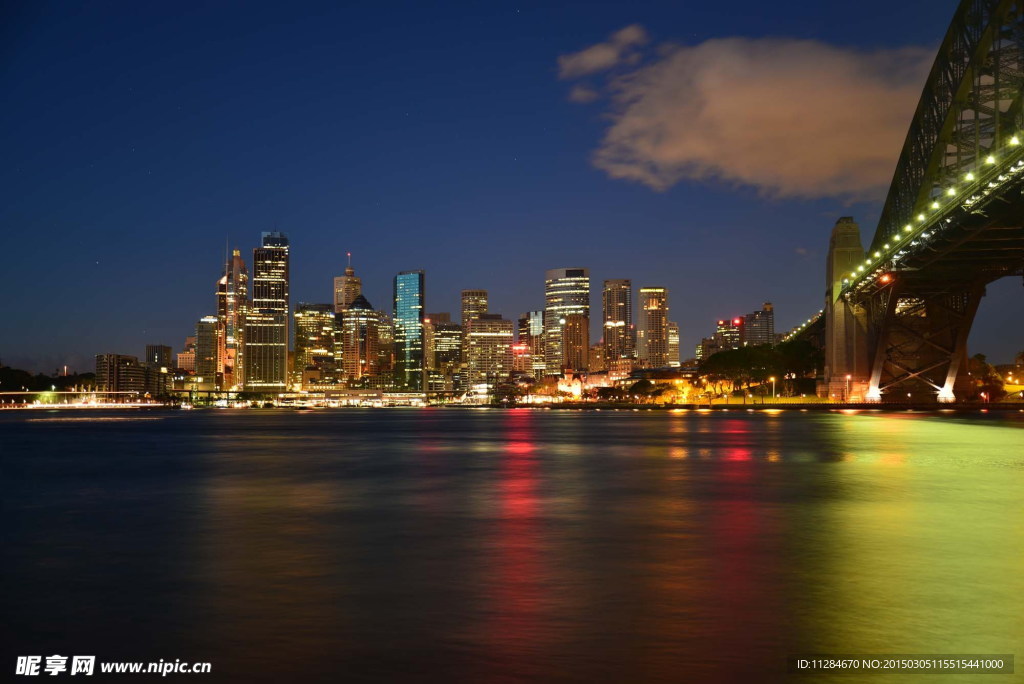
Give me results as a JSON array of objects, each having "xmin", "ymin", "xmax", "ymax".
[
  {"xmin": 716, "ymin": 317, "xmax": 745, "ymax": 349},
  {"xmin": 460, "ymin": 290, "xmax": 488, "ymax": 327},
  {"xmin": 562, "ymin": 313, "xmax": 590, "ymax": 371},
  {"xmin": 602, "ymin": 279, "xmax": 634, "ymax": 360},
  {"xmin": 589, "ymin": 343, "xmax": 607, "ymax": 372},
  {"xmin": 744, "ymin": 302, "xmax": 775, "ymax": 347},
  {"xmin": 393, "ymin": 270, "xmax": 425, "ymax": 391},
  {"xmin": 340, "ymin": 295, "xmax": 380, "ymax": 383},
  {"xmin": 518, "ymin": 310, "xmax": 546, "ymax": 378},
  {"xmin": 432, "ymin": 321, "xmax": 461, "ymax": 368},
  {"xmin": 543, "ymin": 268, "xmax": 590, "ymax": 374},
  {"xmin": 668, "ymin": 322, "xmax": 681, "ymax": 367},
  {"xmin": 245, "ymin": 232, "xmax": 289, "ymax": 391},
  {"xmin": 464, "ymin": 313, "xmax": 514, "ymax": 387},
  {"xmin": 637, "ymin": 287, "xmax": 669, "ymax": 368},
  {"xmin": 333, "ymin": 252, "xmax": 362, "ymax": 313},
  {"xmin": 217, "ymin": 249, "xmax": 249, "ymax": 389},
  {"xmin": 195, "ymin": 316, "xmax": 221, "ymax": 387},
  {"xmin": 423, "ymin": 316, "xmax": 437, "ymax": 371},
  {"xmin": 145, "ymin": 345, "xmax": 173, "ymax": 369},
  {"xmin": 293, "ymin": 303, "xmax": 338, "ymax": 387},
  {"xmin": 177, "ymin": 337, "xmax": 196, "ymax": 372},
  {"xmin": 377, "ymin": 312, "xmax": 394, "ymax": 376}
]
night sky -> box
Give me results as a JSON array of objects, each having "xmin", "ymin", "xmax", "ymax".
[{"xmin": 4, "ymin": 0, "xmax": 1019, "ymax": 373}]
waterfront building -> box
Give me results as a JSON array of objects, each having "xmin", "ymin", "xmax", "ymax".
[
  {"xmin": 217, "ymin": 249, "xmax": 249, "ymax": 389},
  {"xmin": 637, "ymin": 287, "xmax": 669, "ymax": 368},
  {"xmin": 340, "ymin": 294, "xmax": 380, "ymax": 383},
  {"xmin": 543, "ymin": 268, "xmax": 590, "ymax": 374},
  {"xmin": 430, "ymin": 319, "xmax": 462, "ymax": 390},
  {"xmin": 96, "ymin": 353, "xmax": 170, "ymax": 396},
  {"xmin": 744, "ymin": 302, "xmax": 775, "ymax": 347},
  {"xmin": 589, "ymin": 343, "xmax": 607, "ymax": 373},
  {"xmin": 464, "ymin": 313, "xmax": 514, "ymax": 387},
  {"xmin": 195, "ymin": 316, "xmax": 220, "ymax": 388},
  {"xmin": 245, "ymin": 232, "xmax": 289, "ymax": 391},
  {"xmin": 668, "ymin": 322, "xmax": 681, "ymax": 367},
  {"xmin": 293, "ymin": 303, "xmax": 338, "ymax": 388},
  {"xmin": 602, "ymin": 279, "xmax": 634, "ymax": 361},
  {"xmin": 176, "ymin": 337, "xmax": 196, "ymax": 372},
  {"xmin": 393, "ymin": 270, "xmax": 425, "ymax": 391},
  {"xmin": 518, "ymin": 310, "xmax": 546, "ymax": 378},
  {"xmin": 562, "ymin": 313, "xmax": 590, "ymax": 371},
  {"xmin": 333, "ymin": 252, "xmax": 362, "ymax": 313}
]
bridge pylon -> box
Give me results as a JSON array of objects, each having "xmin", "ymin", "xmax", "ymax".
[{"xmin": 821, "ymin": 218, "xmax": 871, "ymax": 401}]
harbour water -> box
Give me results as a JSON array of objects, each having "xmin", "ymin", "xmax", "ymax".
[{"xmin": 4, "ymin": 408, "xmax": 1023, "ymax": 681}]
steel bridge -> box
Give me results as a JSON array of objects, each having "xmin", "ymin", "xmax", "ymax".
[{"xmin": 811, "ymin": 0, "xmax": 1024, "ymax": 402}]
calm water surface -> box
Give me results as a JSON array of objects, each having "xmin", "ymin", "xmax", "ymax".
[{"xmin": 4, "ymin": 408, "xmax": 1023, "ymax": 682}]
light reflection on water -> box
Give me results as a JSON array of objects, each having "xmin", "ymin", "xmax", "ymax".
[{"xmin": 3, "ymin": 408, "xmax": 1023, "ymax": 682}]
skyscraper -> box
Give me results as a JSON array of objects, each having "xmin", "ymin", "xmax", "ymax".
[
  {"xmin": 333, "ymin": 252, "xmax": 362, "ymax": 313},
  {"xmin": 460, "ymin": 290, "xmax": 488, "ymax": 327},
  {"xmin": 744, "ymin": 302, "xmax": 775, "ymax": 347},
  {"xmin": 245, "ymin": 232, "xmax": 289, "ymax": 391},
  {"xmin": 518, "ymin": 310, "xmax": 546, "ymax": 378},
  {"xmin": 602, "ymin": 279, "xmax": 634, "ymax": 361},
  {"xmin": 195, "ymin": 315, "xmax": 220, "ymax": 387},
  {"xmin": 668, "ymin": 322, "xmax": 681, "ymax": 367},
  {"xmin": 393, "ymin": 270, "xmax": 425, "ymax": 391},
  {"xmin": 543, "ymin": 268, "xmax": 590, "ymax": 374},
  {"xmin": 340, "ymin": 294, "xmax": 380, "ymax": 383},
  {"xmin": 217, "ymin": 249, "xmax": 249, "ymax": 390},
  {"xmin": 293, "ymin": 303, "xmax": 338, "ymax": 387},
  {"xmin": 716, "ymin": 317, "xmax": 745, "ymax": 350},
  {"xmin": 637, "ymin": 287, "xmax": 669, "ymax": 368},
  {"xmin": 463, "ymin": 313, "xmax": 514, "ymax": 388},
  {"xmin": 562, "ymin": 313, "xmax": 590, "ymax": 371}
]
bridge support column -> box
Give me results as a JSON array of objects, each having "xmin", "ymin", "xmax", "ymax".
[{"xmin": 821, "ymin": 218, "xmax": 870, "ymax": 401}]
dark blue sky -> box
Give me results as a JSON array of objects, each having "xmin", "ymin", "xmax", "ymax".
[{"xmin": 4, "ymin": 0, "xmax": 1018, "ymax": 372}]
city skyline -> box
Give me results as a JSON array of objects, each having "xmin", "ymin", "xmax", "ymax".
[{"xmin": 4, "ymin": 0, "xmax": 1021, "ymax": 374}]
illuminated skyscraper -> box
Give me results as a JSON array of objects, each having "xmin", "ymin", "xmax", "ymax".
[
  {"xmin": 562, "ymin": 313, "xmax": 590, "ymax": 371},
  {"xmin": 293, "ymin": 303, "xmax": 338, "ymax": 387},
  {"xmin": 460, "ymin": 290, "xmax": 488, "ymax": 327},
  {"xmin": 393, "ymin": 270, "xmax": 425, "ymax": 391},
  {"xmin": 464, "ymin": 313, "xmax": 514, "ymax": 387},
  {"xmin": 637, "ymin": 287, "xmax": 669, "ymax": 368},
  {"xmin": 518, "ymin": 310, "xmax": 545, "ymax": 378},
  {"xmin": 602, "ymin": 279, "xmax": 634, "ymax": 360},
  {"xmin": 340, "ymin": 294, "xmax": 380, "ymax": 383},
  {"xmin": 195, "ymin": 315, "xmax": 221, "ymax": 388},
  {"xmin": 217, "ymin": 249, "xmax": 249, "ymax": 389},
  {"xmin": 543, "ymin": 268, "xmax": 590, "ymax": 374},
  {"xmin": 744, "ymin": 302, "xmax": 775, "ymax": 347},
  {"xmin": 668, "ymin": 322, "xmax": 681, "ymax": 367},
  {"xmin": 245, "ymin": 232, "xmax": 289, "ymax": 391},
  {"xmin": 716, "ymin": 317, "xmax": 745, "ymax": 349},
  {"xmin": 333, "ymin": 252, "xmax": 362, "ymax": 313}
]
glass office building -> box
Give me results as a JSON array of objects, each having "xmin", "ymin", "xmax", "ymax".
[{"xmin": 393, "ymin": 270, "xmax": 425, "ymax": 391}]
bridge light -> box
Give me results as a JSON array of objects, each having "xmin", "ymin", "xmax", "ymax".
[
  {"xmin": 985, "ymin": 155, "xmax": 996, "ymax": 164},
  {"xmin": 879, "ymin": 274, "xmax": 892, "ymax": 284},
  {"xmin": 1011, "ymin": 136, "xmax": 1020, "ymax": 145},
  {"xmin": 857, "ymin": 266, "xmax": 864, "ymax": 272},
  {"xmin": 946, "ymin": 187, "xmax": 955, "ymax": 196},
  {"xmin": 873, "ymin": 251, "xmax": 881, "ymax": 258},
  {"xmin": 850, "ymin": 272, "xmax": 857, "ymax": 279},
  {"xmin": 883, "ymin": 243, "xmax": 890, "ymax": 249},
  {"xmin": 965, "ymin": 172, "xmax": 975, "ymax": 181},
  {"xmin": 930, "ymin": 200, "xmax": 939, "ymax": 209},
  {"xmin": 903, "ymin": 224, "xmax": 912, "ymax": 232},
  {"xmin": 917, "ymin": 213, "xmax": 925, "ymax": 221}
]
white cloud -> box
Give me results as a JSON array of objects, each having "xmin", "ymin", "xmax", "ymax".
[
  {"xmin": 557, "ymin": 24, "xmax": 648, "ymax": 80},
  {"xmin": 563, "ymin": 31, "xmax": 933, "ymax": 200}
]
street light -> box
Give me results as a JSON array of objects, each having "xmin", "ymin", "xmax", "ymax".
[
  {"xmin": 845, "ymin": 374, "xmax": 851, "ymax": 403},
  {"xmin": 769, "ymin": 376, "xmax": 776, "ymax": 400}
]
